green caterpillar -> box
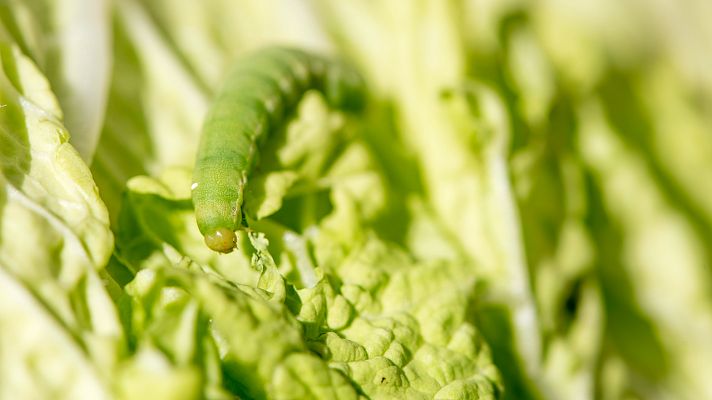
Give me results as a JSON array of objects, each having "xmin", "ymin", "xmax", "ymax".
[{"xmin": 192, "ymin": 46, "xmax": 365, "ymax": 253}]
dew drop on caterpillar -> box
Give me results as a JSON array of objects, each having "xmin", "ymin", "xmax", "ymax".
[{"xmin": 192, "ymin": 46, "xmax": 366, "ymax": 253}]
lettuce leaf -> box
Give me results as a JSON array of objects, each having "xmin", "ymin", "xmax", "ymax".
[
  {"xmin": 0, "ymin": 0, "xmax": 111, "ymax": 163},
  {"xmin": 109, "ymin": 91, "xmax": 501, "ymax": 398},
  {"xmin": 0, "ymin": 42, "xmax": 119, "ymax": 399}
]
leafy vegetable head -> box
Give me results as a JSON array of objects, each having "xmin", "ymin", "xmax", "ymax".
[{"xmin": 2, "ymin": 1, "xmax": 712, "ymax": 399}]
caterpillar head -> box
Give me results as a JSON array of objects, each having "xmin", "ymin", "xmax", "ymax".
[{"xmin": 204, "ymin": 227, "xmax": 237, "ymax": 253}]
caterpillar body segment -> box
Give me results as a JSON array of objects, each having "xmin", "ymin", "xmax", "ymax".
[{"xmin": 192, "ymin": 46, "xmax": 365, "ymax": 253}]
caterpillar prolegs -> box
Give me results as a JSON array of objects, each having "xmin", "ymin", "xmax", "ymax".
[{"xmin": 191, "ymin": 46, "xmax": 365, "ymax": 253}]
